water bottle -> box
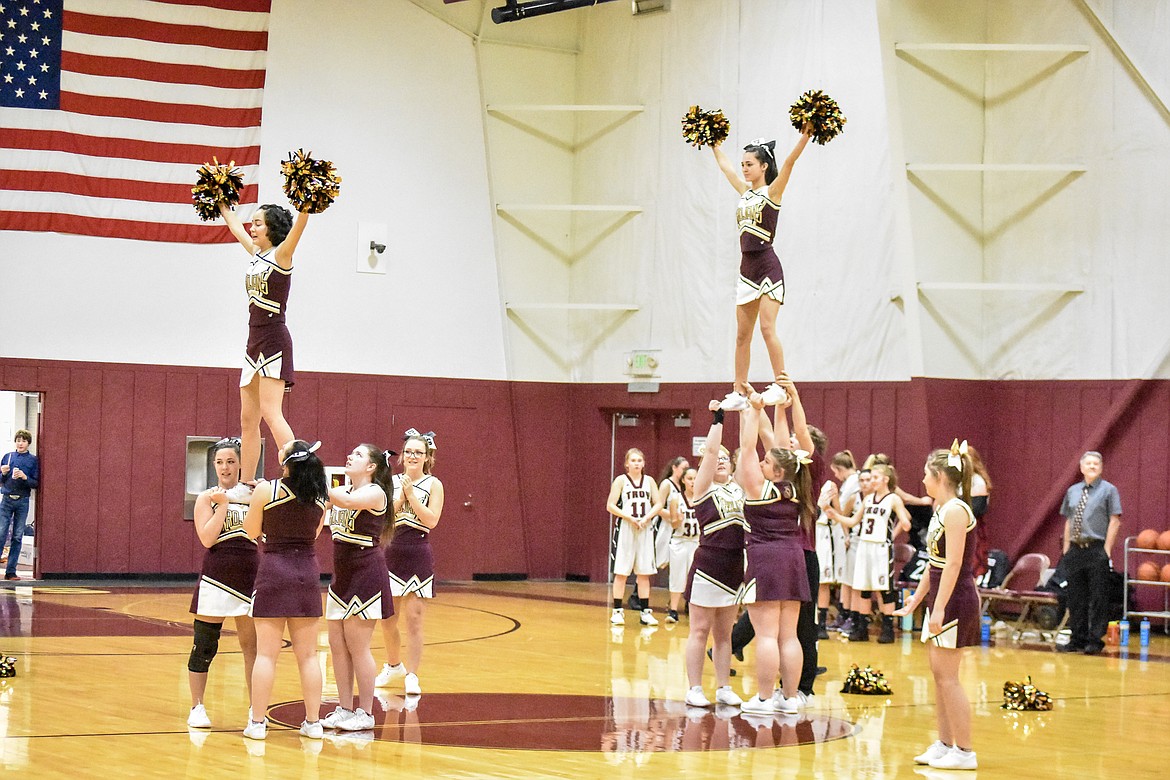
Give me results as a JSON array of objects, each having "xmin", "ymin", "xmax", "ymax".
[
  {"xmin": 981, "ymin": 615, "xmax": 992, "ymax": 644},
  {"xmin": 901, "ymin": 589, "xmax": 914, "ymax": 631},
  {"xmin": 1119, "ymin": 619, "xmax": 1130, "ymax": 645},
  {"xmin": 1140, "ymin": 618, "xmax": 1151, "ymax": 647}
]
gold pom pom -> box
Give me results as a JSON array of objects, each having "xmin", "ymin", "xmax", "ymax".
[
  {"xmin": 681, "ymin": 105, "xmax": 731, "ymax": 148},
  {"xmin": 1001, "ymin": 676, "xmax": 1053, "ymax": 711},
  {"xmin": 191, "ymin": 158, "xmax": 245, "ymax": 222},
  {"xmin": 281, "ymin": 149, "xmax": 342, "ymax": 215},
  {"xmin": 789, "ymin": 90, "xmax": 847, "ymax": 145},
  {"xmin": 841, "ymin": 663, "xmax": 892, "ymax": 695}
]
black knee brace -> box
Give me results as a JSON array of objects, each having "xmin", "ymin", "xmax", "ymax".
[
  {"xmin": 881, "ymin": 589, "xmax": 898, "ymax": 606},
  {"xmin": 188, "ymin": 619, "xmax": 222, "ymax": 673}
]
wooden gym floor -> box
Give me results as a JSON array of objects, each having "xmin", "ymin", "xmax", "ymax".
[{"xmin": 0, "ymin": 580, "xmax": 1166, "ymax": 779}]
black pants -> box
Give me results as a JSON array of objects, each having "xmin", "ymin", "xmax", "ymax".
[
  {"xmin": 1063, "ymin": 542, "xmax": 1110, "ymax": 650},
  {"xmin": 731, "ymin": 549, "xmax": 821, "ymax": 694}
]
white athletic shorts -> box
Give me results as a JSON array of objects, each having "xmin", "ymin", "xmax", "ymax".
[
  {"xmin": 613, "ymin": 521, "xmax": 656, "ymax": 577},
  {"xmin": 668, "ymin": 537, "xmax": 699, "ymax": 593},
  {"xmin": 851, "ymin": 540, "xmax": 892, "ymax": 592},
  {"xmin": 653, "ymin": 518, "xmax": 671, "ymax": 570}
]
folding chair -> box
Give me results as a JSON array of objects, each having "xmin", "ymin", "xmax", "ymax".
[{"xmin": 980, "ymin": 553, "xmax": 1058, "ymax": 640}]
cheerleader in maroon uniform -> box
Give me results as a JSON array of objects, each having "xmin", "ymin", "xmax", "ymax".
[
  {"xmin": 322, "ymin": 443, "xmax": 395, "ymax": 732},
  {"xmin": 896, "ymin": 442, "xmax": 980, "ymax": 771},
  {"xmin": 735, "ymin": 395, "xmax": 816, "ymax": 716},
  {"xmin": 710, "ymin": 128, "xmax": 811, "ymax": 409},
  {"xmin": 682, "ymin": 403, "xmax": 745, "ymax": 709},
  {"xmin": 218, "ymin": 201, "xmax": 311, "ymax": 482},
  {"xmin": 186, "ymin": 437, "xmax": 256, "ymax": 729},
  {"xmin": 376, "ymin": 430, "xmax": 444, "ymax": 697},
  {"xmin": 241, "ymin": 439, "xmax": 329, "ymax": 740}
]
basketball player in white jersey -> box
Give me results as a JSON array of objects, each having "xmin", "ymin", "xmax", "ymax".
[{"xmin": 607, "ymin": 448, "xmax": 663, "ymax": 626}]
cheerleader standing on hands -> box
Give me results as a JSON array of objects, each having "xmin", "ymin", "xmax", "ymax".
[
  {"xmin": 218, "ymin": 201, "xmax": 311, "ymax": 482},
  {"xmin": 710, "ymin": 129, "xmax": 810, "ymax": 410}
]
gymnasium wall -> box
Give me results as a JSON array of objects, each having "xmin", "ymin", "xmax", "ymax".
[{"xmin": 5, "ymin": 355, "xmax": 1165, "ymax": 579}]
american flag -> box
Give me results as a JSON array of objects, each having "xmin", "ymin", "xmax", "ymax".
[{"xmin": 0, "ymin": 0, "xmax": 269, "ymax": 243}]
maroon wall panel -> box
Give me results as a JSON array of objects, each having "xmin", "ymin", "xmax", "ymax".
[{"xmin": 3, "ymin": 358, "xmax": 1167, "ymax": 581}]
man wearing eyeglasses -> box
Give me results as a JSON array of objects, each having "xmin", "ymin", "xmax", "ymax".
[{"xmin": 1057, "ymin": 451, "xmax": 1122, "ymax": 655}]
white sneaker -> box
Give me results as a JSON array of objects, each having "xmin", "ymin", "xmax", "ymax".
[
  {"xmin": 610, "ymin": 608, "xmax": 625, "ymax": 625},
  {"xmin": 719, "ymin": 392, "xmax": 749, "ymax": 412},
  {"xmin": 685, "ymin": 686, "xmax": 711, "ymax": 707},
  {"xmin": 914, "ymin": 740, "xmax": 951, "ymax": 765},
  {"xmin": 375, "ymin": 662, "xmax": 406, "ymax": 687},
  {"xmin": 639, "ymin": 608, "xmax": 658, "ymax": 626},
  {"xmin": 187, "ymin": 703, "xmax": 212, "ymax": 728},
  {"xmin": 321, "ymin": 706, "xmax": 353, "ymax": 729},
  {"xmin": 776, "ymin": 696, "xmax": 800, "ymax": 715},
  {"xmin": 242, "ymin": 719, "xmax": 267, "ymax": 740},
  {"xmin": 715, "ymin": 686, "xmax": 742, "ymax": 706},
  {"xmin": 299, "ymin": 719, "xmax": 324, "ymax": 739},
  {"xmin": 339, "ymin": 707, "xmax": 375, "ymax": 731},
  {"xmin": 404, "ymin": 672, "xmax": 421, "ymax": 696},
  {"xmin": 930, "ymin": 746, "xmax": 977, "ymax": 770},
  {"xmin": 739, "ymin": 695, "xmax": 775, "ymax": 715},
  {"xmin": 760, "ymin": 383, "xmax": 790, "ymax": 406}
]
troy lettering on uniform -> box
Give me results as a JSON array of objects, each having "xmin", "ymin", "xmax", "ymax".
[
  {"xmin": 737, "ymin": 200, "xmax": 765, "ymax": 227},
  {"xmin": 713, "ymin": 491, "xmax": 745, "ymax": 521},
  {"xmin": 223, "ymin": 508, "xmax": 245, "ymax": 532},
  {"xmin": 331, "ymin": 508, "xmax": 357, "ymax": 534},
  {"xmin": 628, "ymin": 490, "xmax": 651, "ymax": 500},
  {"xmin": 245, "ymin": 270, "xmax": 269, "ymax": 297}
]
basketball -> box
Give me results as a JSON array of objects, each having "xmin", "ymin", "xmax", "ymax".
[
  {"xmin": 1159, "ymin": 530, "xmax": 1170, "ymax": 551},
  {"xmin": 1162, "ymin": 564, "xmax": 1170, "ymax": 583},
  {"xmin": 1136, "ymin": 561, "xmax": 1159, "ymax": 581},
  {"xmin": 1136, "ymin": 528, "xmax": 1159, "ymax": 549}
]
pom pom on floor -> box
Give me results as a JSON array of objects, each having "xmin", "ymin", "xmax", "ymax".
[
  {"xmin": 1002, "ymin": 676, "xmax": 1053, "ymax": 711},
  {"xmin": 841, "ymin": 663, "xmax": 891, "ymax": 694}
]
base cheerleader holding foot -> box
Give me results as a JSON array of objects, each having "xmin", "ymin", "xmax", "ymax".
[
  {"xmin": 187, "ymin": 437, "xmax": 257, "ymax": 731},
  {"xmin": 325, "ymin": 444, "xmax": 396, "ymax": 732}
]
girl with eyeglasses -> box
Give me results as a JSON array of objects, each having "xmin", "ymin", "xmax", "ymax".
[
  {"xmin": 709, "ymin": 126, "xmax": 812, "ymax": 411},
  {"xmin": 320, "ymin": 444, "xmax": 396, "ymax": 732},
  {"xmin": 186, "ymin": 437, "xmax": 257, "ymax": 730},
  {"xmin": 375, "ymin": 430, "xmax": 444, "ymax": 697},
  {"xmin": 241, "ymin": 439, "xmax": 329, "ymax": 741}
]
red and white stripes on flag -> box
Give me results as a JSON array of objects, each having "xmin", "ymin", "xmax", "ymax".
[{"xmin": 0, "ymin": 0, "xmax": 270, "ymax": 243}]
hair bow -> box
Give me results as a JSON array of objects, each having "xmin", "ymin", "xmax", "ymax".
[
  {"xmin": 282, "ymin": 440, "xmax": 321, "ymax": 465},
  {"xmin": 214, "ymin": 436, "xmax": 241, "ymax": 448},
  {"xmin": 404, "ymin": 428, "xmax": 437, "ymax": 450},
  {"xmin": 947, "ymin": 439, "xmax": 968, "ymax": 471},
  {"xmin": 745, "ymin": 137, "xmax": 777, "ymax": 157},
  {"xmin": 384, "ymin": 449, "xmax": 397, "ymax": 466},
  {"xmin": 792, "ymin": 449, "xmax": 814, "ymax": 473}
]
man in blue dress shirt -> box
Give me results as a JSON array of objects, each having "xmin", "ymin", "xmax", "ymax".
[{"xmin": 0, "ymin": 429, "xmax": 39, "ymax": 581}]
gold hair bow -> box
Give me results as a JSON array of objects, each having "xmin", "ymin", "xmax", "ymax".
[
  {"xmin": 948, "ymin": 439, "xmax": 968, "ymax": 471},
  {"xmin": 793, "ymin": 449, "xmax": 814, "ymax": 473}
]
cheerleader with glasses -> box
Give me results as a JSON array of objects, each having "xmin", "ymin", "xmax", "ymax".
[
  {"xmin": 710, "ymin": 128, "xmax": 811, "ymax": 411},
  {"xmin": 375, "ymin": 430, "xmax": 444, "ymax": 697}
]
